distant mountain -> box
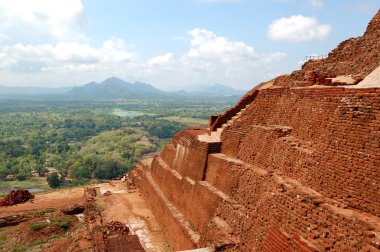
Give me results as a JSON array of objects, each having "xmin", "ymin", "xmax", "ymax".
[
  {"xmin": 67, "ymin": 77, "xmax": 167, "ymax": 99},
  {"xmin": 0, "ymin": 78, "xmax": 245, "ymax": 100},
  {"xmin": 0, "ymin": 86, "xmax": 70, "ymax": 96},
  {"xmin": 187, "ymin": 83, "xmax": 246, "ymax": 96}
]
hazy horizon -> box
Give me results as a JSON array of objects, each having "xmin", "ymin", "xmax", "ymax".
[{"xmin": 0, "ymin": 77, "xmax": 248, "ymax": 92}]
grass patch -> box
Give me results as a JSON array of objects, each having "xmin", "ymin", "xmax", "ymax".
[
  {"xmin": 31, "ymin": 215, "xmax": 71, "ymax": 231},
  {"xmin": 27, "ymin": 208, "xmax": 56, "ymax": 216},
  {"xmin": 159, "ymin": 116, "xmax": 209, "ymax": 126},
  {"xmin": 61, "ymin": 179, "xmax": 103, "ymax": 188},
  {"xmin": 51, "ymin": 216, "xmax": 72, "ymax": 229},
  {"xmin": 30, "ymin": 223, "xmax": 48, "ymax": 231}
]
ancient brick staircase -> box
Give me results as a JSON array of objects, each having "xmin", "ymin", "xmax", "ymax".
[
  {"xmin": 198, "ymin": 89, "xmax": 259, "ymax": 143},
  {"xmin": 211, "ymin": 105, "xmax": 249, "ymax": 139},
  {"xmin": 198, "ymin": 104, "xmax": 250, "ymax": 142},
  {"xmin": 210, "ymin": 90, "xmax": 259, "ymax": 131}
]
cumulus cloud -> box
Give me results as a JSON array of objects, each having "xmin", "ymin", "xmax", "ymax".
[
  {"xmin": 186, "ymin": 28, "xmax": 257, "ymax": 62},
  {"xmin": 176, "ymin": 28, "xmax": 286, "ymax": 89},
  {"xmin": 148, "ymin": 53, "xmax": 174, "ymax": 66},
  {"xmin": 0, "ymin": 39, "xmax": 135, "ymax": 74},
  {"xmin": 0, "ymin": 0, "xmax": 86, "ymax": 43},
  {"xmin": 267, "ymin": 15, "xmax": 331, "ymax": 43}
]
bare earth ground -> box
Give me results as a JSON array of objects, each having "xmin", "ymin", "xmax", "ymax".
[
  {"xmin": 96, "ymin": 181, "xmax": 172, "ymax": 252},
  {"xmin": 0, "ymin": 187, "xmax": 86, "ymax": 217},
  {"xmin": 0, "ymin": 181, "xmax": 172, "ymax": 251}
]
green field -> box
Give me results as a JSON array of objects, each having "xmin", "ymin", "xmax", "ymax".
[{"xmin": 159, "ymin": 116, "xmax": 209, "ymax": 126}]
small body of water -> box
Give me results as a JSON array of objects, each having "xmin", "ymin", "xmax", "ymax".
[
  {"xmin": 112, "ymin": 109, "xmax": 152, "ymax": 118},
  {"xmin": 0, "ymin": 186, "xmax": 46, "ymax": 195}
]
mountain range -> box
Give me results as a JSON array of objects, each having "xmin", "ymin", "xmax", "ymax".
[{"xmin": 0, "ymin": 77, "xmax": 246, "ymax": 99}]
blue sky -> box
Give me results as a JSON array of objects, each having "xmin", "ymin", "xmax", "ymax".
[{"xmin": 0, "ymin": 0, "xmax": 378, "ymax": 90}]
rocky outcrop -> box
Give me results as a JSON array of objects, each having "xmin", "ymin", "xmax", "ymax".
[
  {"xmin": 0, "ymin": 190, "xmax": 34, "ymax": 206},
  {"xmin": 128, "ymin": 9, "xmax": 380, "ymax": 252}
]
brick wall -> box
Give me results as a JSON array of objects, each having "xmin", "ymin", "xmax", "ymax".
[
  {"xmin": 131, "ymin": 163, "xmax": 199, "ymax": 250},
  {"xmin": 221, "ymin": 87, "xmax": 380, "ymax": 217},
  {"xmin": 160, "ymin": 143, "xmax": 176, "ymax": 168},
  {"xmin": 171, "ymin": 129, "xmax": 210, "ymax": 181},
  {"xmin": 201, "ymin": 165, "xmax": 379, "ymax": 251},
  {"xmin": 151, "ymin": 156, "xmax": 226, "ymax": 233},
  {"xmin": 129, "ymin": 86, "xmax": 380, "ymax": 251},
  {"xmin": 264, "ymin": 229, "xmax": 317, "ymax": 252}
]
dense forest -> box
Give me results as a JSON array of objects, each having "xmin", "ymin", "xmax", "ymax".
[{"xmin": 0, "ymin": 98, "xmax": 236, "ymax": 187}]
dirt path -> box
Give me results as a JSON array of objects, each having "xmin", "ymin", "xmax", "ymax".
[
  {"xmin": 0, "ymin": 187, "xmax": 85, "ymax": 217},
  {"xmin": 96, "ymin": 182, "xmax": 172, "ymax": 252}
]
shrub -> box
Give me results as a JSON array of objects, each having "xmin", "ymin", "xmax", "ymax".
[
  {"xmin": 46, "ymin": 172, "xmax": 61, "ymax": 188},
  {"xmin": 15, "ymin": 173, "xmax": 27, "ymax": 181}
]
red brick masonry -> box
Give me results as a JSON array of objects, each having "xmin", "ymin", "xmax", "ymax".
[
  {"xmin": 130, "ymin": 87, "xmax": 380, "ymax": 251},
  {"xmin": 128, "ymin": 10, "xmax": 380, "ymax": 252}
]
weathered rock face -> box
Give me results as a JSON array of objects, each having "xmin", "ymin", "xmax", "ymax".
[
  {"xmin": 366, "ymin": 9, "xmax": 380, "ymax": 35},
  {"xmin": 129, "ymin": 10, "xmax": 380, "ymax": 252}
]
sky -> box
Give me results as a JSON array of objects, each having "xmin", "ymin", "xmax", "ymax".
[{"xmin": 0, "ymin": 0, "xmax": 378, "ymax": 91}]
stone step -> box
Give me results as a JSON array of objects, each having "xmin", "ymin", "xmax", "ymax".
[
  {"xmin": 198, "ymin": 132, "xmax": 221, "ymax": 143},
  {"xmin": 211, "ymin": 131, "xmax": 221, "ymax": 139}
]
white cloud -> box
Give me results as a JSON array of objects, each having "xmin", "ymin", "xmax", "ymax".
[
  {"xmin": 0, "ymin": 52, "xmax": 16, "ymax": 68},
  {"xmin": 186, "ymin": 28, "xmax": 257, "ymax": 62},
  {"xmin": 148, "ymin": 53, "xmax": 174, "ymax": 66},
  {"xmin": 0, "ymin": 0, "xmax": 86, "ymax": 43},
  {"xmin": 267, "ymin": 15, "xmax": 331, "ymax": 43},
  {"xmin": 0, "ymin": 38, "xmax": 135, "ymax": 74},
  {"xmin": 176, "ymin": 28, "xmax": 286, "ymax": 89}
]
